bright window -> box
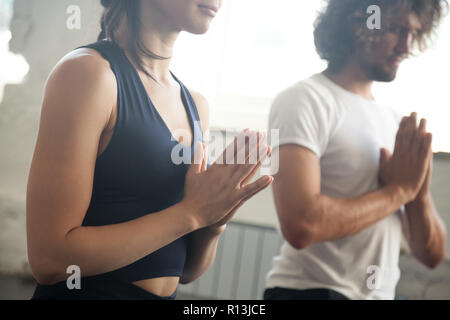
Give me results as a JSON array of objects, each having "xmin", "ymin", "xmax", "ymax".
[
  {"xmin": 373, "ymin": 15, "xmax": 450, "ymax": 153},
  {"xmin": 172, "ymin": 0, "xmax": 450, "ymax": 153},
  {"xmin": 0, "ymin": 0, "xmax": 29, "ymax": 103}
]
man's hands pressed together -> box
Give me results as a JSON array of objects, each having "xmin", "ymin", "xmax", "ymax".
[
  {"xmin": 379, "ymin": 112, "xmax": 433, "ymax": 203},
  {"xmin": 379, "ymin": 112, "xmax": 446, "ymax": 269}
]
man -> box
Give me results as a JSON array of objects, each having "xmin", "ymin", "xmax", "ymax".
[{"xmin": 265, "ymin": 0, "xmax": 447, "ymax": 300}]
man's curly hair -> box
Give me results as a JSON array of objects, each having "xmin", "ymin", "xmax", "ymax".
[{"xmin": 314, "ymin": 0, "xmax": 448, "ymax": 72}]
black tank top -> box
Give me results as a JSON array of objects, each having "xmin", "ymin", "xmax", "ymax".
[{"xmin": 75, "ymin": 40, "xmax": 204, "ymax": 285}]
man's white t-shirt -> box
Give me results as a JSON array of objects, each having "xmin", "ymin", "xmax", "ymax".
[{"xmin": 266, "ymin": 72, "xmax": 404, "ymax": 300}]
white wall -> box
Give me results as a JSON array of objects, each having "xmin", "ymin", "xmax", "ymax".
[{"xmin": 0, "ymin": 0, "xmax": 102, "ymax": 275}]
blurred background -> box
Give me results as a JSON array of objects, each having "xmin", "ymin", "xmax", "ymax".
[{"xmin": 0, "ymin": 0, "xmax": 449, "ymax": 299}]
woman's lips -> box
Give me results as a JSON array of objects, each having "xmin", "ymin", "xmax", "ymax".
[{"xmin": 198, "ymin": 4, "xmax": 218, "ymax": 17}]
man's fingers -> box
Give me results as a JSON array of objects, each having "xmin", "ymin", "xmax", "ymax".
[
  {"xmin": 418, "ymin": 118, "xmax": 427, "ymax": 133},
  {"xmin": 408, "ymin": 112, "xmax": 418, "ymax": 128},
  {"xmin": 405, "ymin": 113, "xmax": 417, "ymax": 133},
  {"xmin": 423, "ymin": 133, "xmax": 433, "ymax": 157},
  {"xmin": 404, "ymin": 113, "xmax": 416, "ymax": 132},
  {"xmin": 380, "ymin": 148, "xmax": 390, "ymax": 167},
  {"xmin": 406, "ymin": 112, "xmax": 419, "ymax": 149},
  {"xmin": 394, "ymin": 116, "xmax": 409, "ymax": 155}
]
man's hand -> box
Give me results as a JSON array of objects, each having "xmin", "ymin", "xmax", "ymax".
[
  {"xmin": 414, "ymin": 150, "xmax": 433, "ymax": 202},
  {"xmin": 378, "ymin": 113, "xmax": 432, "ymax": 203},
  {"xmin": 380, "ymin": 149, "xmax": 432, "ymax": 203},
  {"xmin": 381, "ymin": 116, "xmax": 446, "ymax": 270}
]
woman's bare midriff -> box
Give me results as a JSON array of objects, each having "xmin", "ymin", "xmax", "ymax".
[
  {"xmin": 97, "ymin": 104, "xmax": 181, "ymax": 298},
  {"xmin": 132, "ymin": 277, "xmax": 180, "ymax": 297}
]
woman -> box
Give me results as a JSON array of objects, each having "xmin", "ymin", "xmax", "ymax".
[{"xmin": 27, "ymin": 0, "xmax": 272, "ymax": 300}]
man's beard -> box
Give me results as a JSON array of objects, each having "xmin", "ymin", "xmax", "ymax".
[{"xmin": 360, "ymin": 60, "xmax": 399, "ymax": 82}]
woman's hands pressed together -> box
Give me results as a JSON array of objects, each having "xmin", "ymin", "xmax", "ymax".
[{"xmin": 181, "ymin": 129, "xmax": 273, "ymax": 230}]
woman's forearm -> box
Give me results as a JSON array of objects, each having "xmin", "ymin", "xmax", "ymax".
[
  {"xmin": 38, "ymin": 203, "xmax": 198, "ymax": 285},
  {"xmin": 180, "ymin": 226, "xmax": 226, "ymax": 284}
]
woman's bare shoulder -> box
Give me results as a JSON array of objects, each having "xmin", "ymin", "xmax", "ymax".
[
  {"xmin": 48, "ymin": 46, "xmax": 115, "ymax": 89},
  {"xmin": 42, "ymin": 46, "xmax": 117, "ymax": 122}
]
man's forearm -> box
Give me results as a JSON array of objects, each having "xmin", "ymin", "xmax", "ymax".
[
  {"xmin": 180, "ymin": 226, "xmax": 225, "ymax": 284},
  {"xmin": 404, "ymin": 194, "xmax": 447, "ymax": 268},
  {"xmin": 298, "ymin": 185, "xmax": 409, "ymax": 246}
]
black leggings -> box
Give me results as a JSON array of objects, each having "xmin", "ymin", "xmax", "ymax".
[
  {"xmin": 264, "ymin": 287, "xmax": 350, "ymax": 300},
  {"xmin": 31, "ymin": 276, "xmax": 177, "ymax": 300}
]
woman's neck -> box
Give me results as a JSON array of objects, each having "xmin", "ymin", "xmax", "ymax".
[{"xmin": 115, "ymin": 3, "xmax": 180, "ymax": 85}]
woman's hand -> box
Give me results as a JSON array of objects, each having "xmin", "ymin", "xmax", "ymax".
[{"xmin": 181, "ymin": 130, "xmax": 273, "ymax": 230}]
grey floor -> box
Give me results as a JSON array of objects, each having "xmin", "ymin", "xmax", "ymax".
[{"xmin": 0, "ymin": 275, "xmax": 37, "ymax": 300}]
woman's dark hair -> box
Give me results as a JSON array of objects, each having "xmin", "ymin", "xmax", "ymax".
[
  {"xmin": 314, "ymin": 0, "xmax": 449, "ymax": 72},
  {"xmin": 98, "ymin": 0, "xmax": 169, "ymax": 80}
]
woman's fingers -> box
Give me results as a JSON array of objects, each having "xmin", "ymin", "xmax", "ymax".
[
  {"xmin": 239, "ymin": 153, "xmax": 270, "ymax": 188},
  {"xmin": 231, "ymin": 132, "xmax": 267, "ymax": 171},
  {"xmin": 212, "ymin": 130, "xmax": 267, "ymax": 174},
  {"xmin": 220, "ymin": 176, "xmax": 270, "ymax": 226},
  {"xmin": 201, "ymin": 142, "xmax": 208, "ymax": 172},
  {"xmin": 232, "ymin": 131, "xmax": 266, "ymax": 169},
  {"xmin": 234, "ymin": 143, "xmax": 271, "ymax": 185},
  {"xmin": 240, "ymin": 162, "xmax": 263, "ymax": 187},
  {"xmin": 235, "ymin": 174, "xmax": 273, "ymax": 202},
  {"xmin": 189, "ymin": 141, "xmax": 205, "ymax": 175},
  {"xmin": 216, "ymin": 129, "xmax": 253, "ymax": 165},
  {"xmin": 228, "ymin": 130, "xmax": 250, "ymax": 164}
]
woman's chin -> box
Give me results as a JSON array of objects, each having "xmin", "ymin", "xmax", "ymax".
[{"xmin": 185, "ymin": 22, "xmax": 212, "ymax": 35}]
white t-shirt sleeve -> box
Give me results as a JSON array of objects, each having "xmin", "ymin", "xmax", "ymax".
[{"xmin": 268, "ymin": 83, "xmax": 331, "ymax": 158}]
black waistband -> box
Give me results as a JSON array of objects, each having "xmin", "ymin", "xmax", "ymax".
[{"xmin": 31, "ymin": 276, "xmax": 177, "ymax": 300}]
